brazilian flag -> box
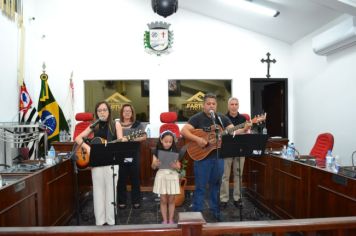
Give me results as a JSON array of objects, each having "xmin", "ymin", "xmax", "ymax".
[{"xmin": 37, "ymin": 72, "xmax": 69, "ymax": 143}]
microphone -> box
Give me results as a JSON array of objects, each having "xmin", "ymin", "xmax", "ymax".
[
  {"xmin": 209, "ymin": 110, "xmax": 216, "ymax": 125},
  {"xmin": 90, "ymin": 118, "xmax": 102, "ymax": 129},
  {"xmin": 209, "ymin": 110, "xmax": 220, "ymax": 142},
  {"xmin": 209, "ymin": 110, "xmax": 215, "ymax": 119}
]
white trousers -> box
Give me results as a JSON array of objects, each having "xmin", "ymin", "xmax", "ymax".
[
  {"xmin": 220, "ymin": 157, "xmax": 245, "ymax": 202},
  {"xmin": 91, "ymin": 165, "xmax": 119, "ymax": 225}
]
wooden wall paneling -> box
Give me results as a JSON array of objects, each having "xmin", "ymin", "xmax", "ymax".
[
  {"xmin": 309, "ymin": 168, "xmax": 356, "ymax": 218},
  {"xmin": 42, "ymin": 160, "xmax": 75, "ymax": 226},
  {"xmin": 0, "ymin": 174, "xmax": 39, "ymax": 226},
  {"xmin": 246, "ymin": 156, "xmax": 270, "ymax": 204},
  {"xmin": 51, "ymin": 142, "xmax": 92, "ymax": 198},
  {"xmin": 139, "ymin": 139, "xmax": 156, "ymax": 188},
  {"xmin": 271, "ymin": 157, "xmax": 309, "ymax": 219}
]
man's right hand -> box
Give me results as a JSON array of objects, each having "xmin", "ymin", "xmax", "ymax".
[{"xmin": 196, "ymin": 137, "xmax": 208, "ymax": 147}]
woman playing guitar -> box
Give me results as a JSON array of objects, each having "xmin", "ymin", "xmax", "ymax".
[
  {"xmin": 117, "ymin": 104, "xmax": 147, "ymax": 210},
  {"xmin": 74, "ymin": 101, "xmax": 126, "ymax": 226}
]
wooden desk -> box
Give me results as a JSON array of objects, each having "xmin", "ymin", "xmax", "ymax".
[
  {"xmin": 0, "ymin": 159, "xmax": 75, "ymax": 226},
  {"xmin": 51, "ymin": 142, "xmax": 92, "ymax": 196},
  {"xmin": 245, "ymin": 154, "xmax": 356, "ymax": 219}
]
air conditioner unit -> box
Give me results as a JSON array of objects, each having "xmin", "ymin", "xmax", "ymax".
[{"xmin": 312, "ymin": 16, "xmax": 356, "ymax": 55}]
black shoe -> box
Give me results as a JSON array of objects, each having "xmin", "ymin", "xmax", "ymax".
[
  {"xmin": 233, "ymin": 199, "xmax": 242, "ymax": 208},
  {"xmin": 220, "ymin": 202, "xmax": 228, "ymax": 208},
  {"xmin": 133, "ymin": 203, "xmax": 141, "ymax": 209}
]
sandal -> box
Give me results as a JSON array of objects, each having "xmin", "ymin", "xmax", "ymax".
[
  {"xmin": 118, "ymin": 204, "xmax": 126, "ymax": 209},
  {"xmin": 133, "ymin": 203, "xmax": 140, "ymax": 209}
]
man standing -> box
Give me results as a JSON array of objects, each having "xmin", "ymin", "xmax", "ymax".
[
  {"xmin": 220, "ymin": 97, "xmax": 250, "ymax": 208},
  {"xmin": 181, "ymin": 93, "xmax": 234, "ymax": 221}
]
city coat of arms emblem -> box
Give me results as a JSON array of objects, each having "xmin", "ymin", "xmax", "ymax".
[{"xmin": 144, "ymin": 21, "xmax": 173, "ymax": 56}]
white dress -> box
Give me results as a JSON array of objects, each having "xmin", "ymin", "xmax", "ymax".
[{"xmin": 153, "ymin": 169, "xmax": 180, "ymax": 195}]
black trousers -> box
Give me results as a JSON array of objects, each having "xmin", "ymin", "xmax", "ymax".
[{"xmin": 117, "ymin": 157, "xmax": 141, "ymax": 205}]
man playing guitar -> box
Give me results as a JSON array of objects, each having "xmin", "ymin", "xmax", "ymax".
[
  {"xmin": 181, "ymin": 93, "xmax": 246, "ymax": 222},
  {"xmin": 220, "ymin": 97, "xmax": 250, "ymax": 209}
]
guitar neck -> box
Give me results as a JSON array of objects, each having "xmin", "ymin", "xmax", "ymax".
[
  {"xmin": 109, "ymin": 136, "xmax": 130, "ymax": 143},
  {"xmin": 223, "ymin": 122, "xmax": 246, "ymax": 135},
  {"xmin": 223, "ymin": 114, "xmax": 266, "ymax": 135},
  {"xmin": 110, "ymin": 130, "xmax": 145, "ymax": 143}
]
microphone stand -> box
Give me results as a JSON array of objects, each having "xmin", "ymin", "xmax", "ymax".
[
  {"xmin": 70, "ymin": 142, "xmax": 81, "ymax": 225},
  {"xmin": 211, "ymin": 113, "xmax": 222, "ymax": 221}
]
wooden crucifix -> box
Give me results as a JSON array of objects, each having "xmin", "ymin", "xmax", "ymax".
[{"xmin": 261, "ymin": 52, "xmax": 276, "ymax": 78}]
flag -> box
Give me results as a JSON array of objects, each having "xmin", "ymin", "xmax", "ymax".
[
  {"xmin": 37, "ymin": 72, "xmax": 69, "ymax": 143},
  {"xmin": 19, "ymin": 82, "xmax": 33, "ymax": 116},
  {"xmin": 18, "ymin": 81, "xmax": 43, "ymax": 160},
  {"xmin": 63, "ymin": 72, "xmax": 75, "ymax": 140}
]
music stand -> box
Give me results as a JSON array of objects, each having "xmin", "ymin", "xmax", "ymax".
[
  {"xmin": 221, "ymin": 134, "xmax": 268, "ymax": 158},
  {"xmin": 221, "ymin": 134, "xmax": 268, "ymax": 221},
  {"xmin": 89, "ymin": 141, "xmax": 140, "ymax": 225}
]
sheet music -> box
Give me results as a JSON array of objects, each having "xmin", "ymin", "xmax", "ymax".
[{"xmin": 157, "ymin": 150, "xmax": 179, "ymax": 169}]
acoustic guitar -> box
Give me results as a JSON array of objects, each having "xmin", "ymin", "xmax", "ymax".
[
  {"xmin": 186, "ymin": 114, "xmax": 266, "ymax": 161},
  {"xmin": 76, "ymin": 130, "xmax": 145, "ymax": 169}
]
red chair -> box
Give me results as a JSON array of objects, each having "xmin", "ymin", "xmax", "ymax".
[
  {"xmin": 73, "ymin": 112, "xmax": 94, "ymax": 140},
  {"xmin": 309, "ymin": 133, "xmax": 334, "ymax": 160},
  {"xmin": 159, "ymin": 112, "xmax": 180, "ymax": 138},
  {"xmin": 241, "ymin": 113, "xmax": 251, "ymax": 121}
]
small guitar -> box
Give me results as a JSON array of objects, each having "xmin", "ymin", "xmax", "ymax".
[
  {"xmin": 187, "ymin": 113, "xmax": 266, "ymax": 161},
  {"xmin": 222, "ymin": 113, "xmax": 267, "ymax": 135},
  {"xmin": 76, "ymin": 130, "xmax": 145, "ymax": 169}
]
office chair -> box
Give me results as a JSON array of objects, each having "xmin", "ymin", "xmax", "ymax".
[
  {"xmin": 72, "ymin": 112, "xmax": 94, "ymax": 223},
  {"xmin": 73, "ymin": 112, "xmax": 94, "ymax": 140},
  {"xmin": 309, "ymin": 133, "xmax": 334, "ymax": 160},
  {"xmin": 241, "ymin": 113, "xmax": 251, "ymax": 121},
  {"xmin": 159, "ymin": 111, "xmax": 180, "ymax": 138}
]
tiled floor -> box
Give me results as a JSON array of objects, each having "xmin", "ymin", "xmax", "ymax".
[{"xmin": 68, "ymin": 189, "xmax": 275, "ymax": 226}]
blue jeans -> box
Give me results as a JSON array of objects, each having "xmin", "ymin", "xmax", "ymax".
[{"xmin": 192, "ymin": 151, "xmax": 224, "ymax": 215}]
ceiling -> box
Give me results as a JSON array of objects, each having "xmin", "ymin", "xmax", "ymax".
[{"xmin": 179, "ymin": 0, "xmax": 356, "ymax": 44}]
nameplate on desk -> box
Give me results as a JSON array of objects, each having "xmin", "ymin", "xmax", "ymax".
[
  {"xmin": 332, "ymin": 174, "xmax": 348, "ymax": 186},
  {"xmin": 57, "ymin": 152, "xmax": 71, "ymax": 159}
]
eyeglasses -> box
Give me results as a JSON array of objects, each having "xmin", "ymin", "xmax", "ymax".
[
  {"xmin": 123, "ymin": 110, "xmax": 132, "ymax": 113},
  {"xmin": 97, "ymin": 108, "xmax": 108, "ymax": 113}
]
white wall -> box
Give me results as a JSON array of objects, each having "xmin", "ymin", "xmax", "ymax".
[
  {"xmin": 292, "ymin": 16, "xmax": 356, "ymax": 166},
  {"xmin": 17, "ymin": 0, "xmax": 292, "ymax": 137},
  {"xmin": 0, "ymin": 14, "xmax": 19, "ymax": 122}
]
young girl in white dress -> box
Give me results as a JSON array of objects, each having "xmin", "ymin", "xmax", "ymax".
[{"xmin": 151, "ymin": 130, "xmax": 181, "ymax": 224}]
